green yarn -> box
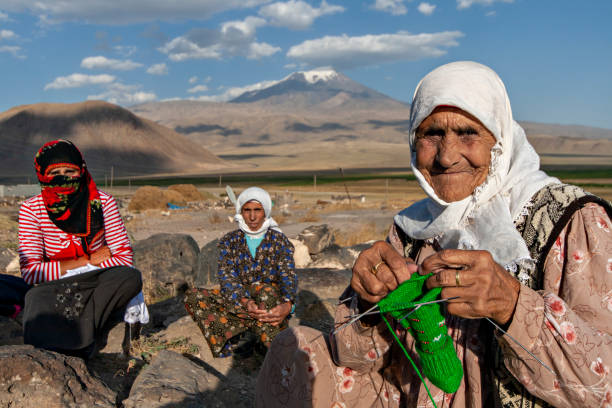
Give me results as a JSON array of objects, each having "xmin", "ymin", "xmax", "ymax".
[{"xmin": 378, "ymin": 273, "xmax": 463, "ymax": 394}]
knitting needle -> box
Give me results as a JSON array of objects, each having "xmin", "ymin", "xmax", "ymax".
[
  {"xmin": 485, "ymin": 317, "xmax": 555, "ymax": 375},
  {"xmin": 343, "ymin": 297, "xmax": 459, "ymax": 320},
  {"xmin": 336, "ymin": 295, "xmax": 355, "ymax": 305},
  {"xmin": 397, "ymin": 296, "xmax": 459, "ymax": 322},
  {"xmin": 333, "ymin": 302, "xmax": 379, "ymax": 335}
]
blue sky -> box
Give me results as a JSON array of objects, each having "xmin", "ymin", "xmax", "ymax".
[{"xmin": 0, "ymin": 0, "xmax": 611, "ymax": 129}]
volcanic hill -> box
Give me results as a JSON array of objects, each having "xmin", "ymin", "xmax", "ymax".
[{"xmin": 0, "ymin": 100, "xmax": 228, "ymax": 183}]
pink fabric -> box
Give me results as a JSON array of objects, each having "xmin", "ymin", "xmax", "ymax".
[{"xmin": 256, "ymin": 203, "xmax": 612, "ymax": 407}]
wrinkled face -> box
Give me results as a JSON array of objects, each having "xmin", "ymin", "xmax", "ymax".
[
  {"xmin": 241, "ymin": 200, "xmax": 266, "ymax": 231},
  {"xmin": 414, "ymin": 106, "xmax": 497, "ymax": 202},
  {"xmin": 45, "ymin": 165, "xmax": 80, "ymax": 178}
]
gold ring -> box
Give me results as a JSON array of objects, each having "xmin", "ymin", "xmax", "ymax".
[
  {"xmin": 455, "ymin": 270, "xmax": 462, "ymax": 287},
  {"xmin": 371, "ymin": 261, "xmax": 385, "ymax": 276}
]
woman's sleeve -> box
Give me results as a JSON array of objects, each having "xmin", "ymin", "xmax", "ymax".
[
  {"xmin": 217, "ymin": 236, "xmax": 246, "ymax": 307},
  {"xmin": 277, "ymin": 234, "xmax": 297, "ymax": 304},
  {"xmin": 499, "ymin": 203, "xmax": 612, "ymax": 407},
  {"xmin": 98, "ymin": 194, "xmax": 133, "ymax": 268},
  {"xmin": 18, "ymin": 200, "xmax": 60, "ymax": 284}
]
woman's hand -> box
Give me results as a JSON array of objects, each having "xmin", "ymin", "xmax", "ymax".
[
  {"xmin": 351, "ymin": 241, "xmax": 418, "ymax": 304},
  {"xmin": 245, "ymin": 300, "xmax": 292, "ymax": 326},
  {"xmin": 89, "ymin": 245, "xmax": 112, "ymax": 266},
  {"xmin": 420, "ymin": 249, "xmax": 520, "ymax": 325}
]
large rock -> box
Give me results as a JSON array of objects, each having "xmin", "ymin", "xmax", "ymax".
[
  {"xmin": 289, "ymin": 238, "xmax": 312, "ymax": 268},
  {"xmin": 195, "ymin": 238, "xmax": 220, "ymax": 287},
  {"xmin": 0, "ymin": 247, "xmax": 18, "ymax": 274},
  {"xmin": 0, "ymin": 316, "xmax": 23, "ymax": 345},
  {"xmin": 0, "ymin": 345, "xmax": 116, "ymax": 407},
  {"xmin": 123, "ymin": 349, "xmax": 224, "ymax": 408},
  {"xmin": 310, "ymin": 242, "xmax": 371, "ymax": 270},
  {"xmin": 297, "ymin": 224, "xmax": 334, "ymax": 255},
  {"xmin": 133, "ymin": 233, "xmax": 200, "ymax": 297}
]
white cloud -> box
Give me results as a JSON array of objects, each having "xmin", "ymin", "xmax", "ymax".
[
  {"xmin": 146, "ymin": 62, "xmax": 168, "ymax": 75},
  {"xmin": 44, "ymin": 73, "xmax": 116, "ymax": 90},
  {"xmin": 457, "ymin": 0, "xmax": 513, "ymax": 9},
  {"xmin": 204, "ymin": 76, "xmax": 212, "ymax": 82},
  {"xmin": 0, "ymin": 0, "xmax": 273, "ymax": 24},
  {"xmin": 287, "ymin": 31, "xmax": 464, "ymax": 70},
  {"xmin": 81, "ymin": 56, "xmax": 143, "ymax": 70},
  {"xmin": 191, "ymin": 78, "xmax": 279, "ymax": 102},
  {"xmin": 247, "ymin": 42, "xmax": 281, "ymax": 59},
  {"xmin": 0, "ymin": 11, "xmax": 8, "ymax": 21},
  {"xmin": 113, "ymin": 45, "xmax": 137, "ymax": 57},
  {"xmin": 187, "ymin": 84, "xmax": 209, "ymax": 93},
  {"xmin": 0, "ymin": 45, "xmax": 22, "ymax": 57},
  {"xmin": 486, "ymin": 10, "xmax": 496, "ymax": 16},
  {"xmin": 158, "ymin": 36, "xmax": 222, "ymax": 61},
  {"xmin": 87, "ymin": 82, "xmax": 157, "ymax": 105},
  {"xmin": 0, "ymin": 29, "xmax": 16, "ymax": 40},
  {"xmin": 221, "ymin": 16, "xmax": 266, "ymax": 38},
  {"xmin": 159, "ymin": 16, "xmax": 280, "ymax": 61},
  {"xmin": 371, "ymin": 0, "xmax": 407, "ymax": 15},
  {"xmin": 259, "ymin": 0, "xmax": 344, "ymax": 29},
  {"xmin": 189, "ymin": 76, "xmax": 198, "ymax": 84},
  {"xmin": 418, "ymin": 2, "xmax": 436, "ymax": 15}
]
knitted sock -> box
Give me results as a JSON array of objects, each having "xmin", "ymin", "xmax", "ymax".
[{"xmin": 378, "ymin": 273, "xmax": 463, "ymax": 394}]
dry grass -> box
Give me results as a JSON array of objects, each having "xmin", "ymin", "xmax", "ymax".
[
  {"xmin": 130, "ymin": 335, "xmax": 200, "ymax": 361},
  {"xmin": 168, "ymin": 184, "xmax": 205, "ymax": 201},
  {"xmin": 128, "ymin": 186, "xmax": 188, "ymax": 211},
  {"xmin": 333, "ymin": 221, "xmax": 388, "ymax": 247},
  {"xmin": 0, "ymin": 214, "xmax": 18, "ymax": 250},
  {"xmin": 299, "ymin": 209, "xmax": 320, "ymax": 222},
  {"xmin": 208, "ymin": 212, "xmax": 224, "ymax": 224}
]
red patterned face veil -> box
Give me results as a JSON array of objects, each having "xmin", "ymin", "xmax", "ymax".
[{"xmin": 34, "ymin": 140, "xmax": 104, "ymax": 252}]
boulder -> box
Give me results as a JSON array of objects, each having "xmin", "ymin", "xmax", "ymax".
[
  {"xmin": 0, "ymin": 316, "xmax": 23, "ymax": 345},
  {"xmin": 296, "ymin": 268, "xmax": 351, "ymax": 301},
  {"xmin": 0, "ymin": 248, "xmax": 18, "ymax": 274},
  {"xmin": 122, "ymin": 349, "xmax": 224, "ymax": 408},
  {"xmin": 297, "ymin": 224, "xmax": 334, "ymax": 255},
  {"xmin": 133, "ymin": 233, "xmax": 200, "ymax": 299},
  {"xmin": 289, "ymin": 238, "xmax": 311, "ymax": 268},
  {"xmin": 310, "ymin": 242, "xmax": 371, "ymax": 270},
  {"xmin": 196, "ymin": 238, "xmax": 220, "ymax": 287},
  {"xmin": 0, "ymin": 345, "xmax": 116, "ymax": 407}
]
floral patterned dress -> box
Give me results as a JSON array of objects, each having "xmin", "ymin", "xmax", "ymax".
[
  {"xmin": 256, "ymin": 201, "xmax": 612, "ymax": 408},
  {"xmin": 185, "ymin": 229, "xmax": 297, "ymax": 357}
]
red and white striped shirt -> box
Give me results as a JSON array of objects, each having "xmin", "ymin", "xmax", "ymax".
[{"xmin": 18, "ymin": 191, "xmax": 133, "ymax": 285}]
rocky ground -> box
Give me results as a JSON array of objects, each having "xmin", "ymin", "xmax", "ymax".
[{"xmin": 0, "ymin": 188, "xmax": 406, "ymax": 407}]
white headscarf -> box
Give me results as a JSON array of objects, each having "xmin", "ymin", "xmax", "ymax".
[
  {"xmin": 234, "ymin": 187, "xmax": 281, "ymax": 238},
  {"xmin": 394, "ymin": 61, "xmax": 559, "ymax": 276}
]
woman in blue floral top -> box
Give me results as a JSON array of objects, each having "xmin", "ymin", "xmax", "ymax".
[{"xmin": 185, "ymin": 187, "xmax": 297, "ymax": 357}]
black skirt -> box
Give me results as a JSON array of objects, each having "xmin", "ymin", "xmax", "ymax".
[
  {"xmin": 0, "ymin": 274, "xmax": 30, "ymax": 317},
  {"xmin": 23, "ymin": 266, "xmax": 142, "ymax": 355}
]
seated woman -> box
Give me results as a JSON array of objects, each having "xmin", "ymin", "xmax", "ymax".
[
  {"xmin": 256, "ymin": 62, "xmax": 612, "ymax": 407},
  {"xmin": 185, "ymin": 187, "xmax": 297, "ymax": 358},
  {"xmin": 19, "ymin": 140, "xmax": 147, "ymax": 358}
]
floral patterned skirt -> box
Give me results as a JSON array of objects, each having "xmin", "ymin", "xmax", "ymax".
[
  {"xmin": 184, "ymin": 282, "xmax": 289, "ymax": 358},
  {"xmin": 255, "ymin": 326, "xmax": 401, "ymax": 408}
]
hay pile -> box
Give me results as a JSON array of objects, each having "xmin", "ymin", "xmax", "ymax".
[
  {"xmin": 167, "ymin": 184, "xmax": 204, "ymax": 201},
  {"xmin": 128, "ymin": 186, "xmax": 187, "ymax": 212}
]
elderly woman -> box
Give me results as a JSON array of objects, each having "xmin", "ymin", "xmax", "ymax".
[
  {"xmin": 256, "ymin": 62, "xmax": 612, "ymax": 407},
  {"xmin": 185, "ymin": 187, "xmax": 297, "ymax": 358},
  {"xmin": 18, "ymin": 140, "xmax": 146, "ymax": 358}
]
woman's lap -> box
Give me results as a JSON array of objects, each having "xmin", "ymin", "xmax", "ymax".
[
  {"xmin": 23, "ymin": 265, "xmax": 142, "ymax": 352},
  {"xmin": 256, "ymin": 326, "xmax": 400, "ymax": 408},
  {"xmin": 184, "ymin": 283, "xmax": 288, "ymax": 357}
]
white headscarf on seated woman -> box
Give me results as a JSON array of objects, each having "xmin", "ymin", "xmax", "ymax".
[
  {"xmin": 234, "ymin": 187, "xmax": 281, "ymax": 238},
  {"xmin": 394, "ymin": 61, "xmax": 559, "ymax": 280}
]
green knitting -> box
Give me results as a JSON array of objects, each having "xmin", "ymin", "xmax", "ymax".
[{"xmin": 378, "ymin": 273, "xmax": 463, "ymax": 394}]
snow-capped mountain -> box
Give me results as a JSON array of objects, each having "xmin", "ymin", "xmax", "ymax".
[{"xmin": 230, "ymin": 68, "xmax": 407, "ymax": 110}]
